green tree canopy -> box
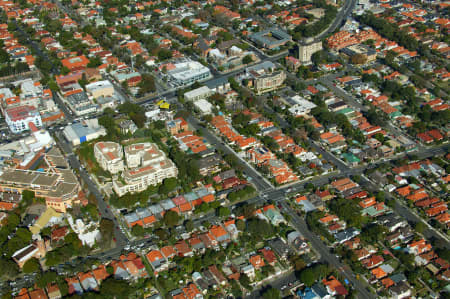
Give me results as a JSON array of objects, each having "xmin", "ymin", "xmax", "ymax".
[
  {"xmin": 23, "ymin": 258, "xmax": 40, "ymax": 273},
  {"xmin": 131, "ymin": 224, "xmax": 145, "ymax": 237},
  {"xmin": 163, "ymin": 210, "xmax": 180, "ymax": 227},
  {"xmin": 262, "ymin": 287, "xmax": 281, "ymax": 299}
]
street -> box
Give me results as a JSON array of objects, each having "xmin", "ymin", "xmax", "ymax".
[{"xmin": 280, "ymin": 201, "xmax": 375, "ymax": 299}]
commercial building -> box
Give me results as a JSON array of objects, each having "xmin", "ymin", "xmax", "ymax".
[
  {"xmin": 5, "ymin": 105, "xmax": 42, "ymax": 133},
  {"xmin": 0, "ymin": 147, "xmax": 82, "ymax": 212},
  {"xmin": 85, "ymin": 80, "xmax": 115, "ymax": 99},
  {"xmin": 246, "ymin": 61, "xmax": 286, "ymax": 95},
  {"xmin": 167, "ymin": 60, "xmax": 212, "ymax": 86},
  {"xmin": 94, "ymin": 142, "xmax": 124, "ymax": 174},
  {"xmin": 63, "ymin": 119, "xmax": 107, "ymax": 146},
  {"xmin": 110, "ymin": 69, "xmax": 142, "ymax": 87},
  {"xmin": 112, "ymin": 143, "xmax": 178, "ymax": 196},
  {"xmin": 184, "ymin": 86, "xmax": 213, "ymax": 102},
  {"xmin": 65, "ymin": 91, "xmax": 98, "ymax": 116},
  {"xmin": 298, "ymin": 39, "xmax": 323, "ymax": 64},
  {"xmin": 250, "ymin": 28, "xmax": 292, "ymax": 50}
]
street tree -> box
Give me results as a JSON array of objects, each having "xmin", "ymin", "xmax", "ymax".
[{"xmin": 163, "ymin": 210, "xmax": 180, "ymax": 227}]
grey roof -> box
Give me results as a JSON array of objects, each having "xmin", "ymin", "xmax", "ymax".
[
  {"xmin": 268, "ymin": 238, "xmax": 290, "ymax": 257},
  {"xmin": 184, "ymin": 192, "xmax": 198, "ymax": 202},
  {"xmin": 136, "ymin": 207, "xmax": 152, "ymax": 218},
  {"xmin": 380, "ymin": 264, "xmax": 394, "ymax": 274},
  {"xmin": 195, "ymin": 187, "xmax": 209, "ymax": 198},
  {"xmin": 297, "ymin": 199, "xmax": 316, "ymax": 212},
  {"xmin": 390, "ymin": 281, "xmax": 410, "ymax": 295},
  {"xmin": 149, "ymin": 204, "xmax": 164, "ymax": 215},
  {"xmin": 390, "ymin": 273, "xmax": 407, "ymax": 283},
  {"xmin": 160, "ymin": 199, "xmax": 176, "ymax": 210},
  {"xmin": 247, "ymin": 61, "xmax": 276, "ymax": 73},
  {"xmin": 219, "ymin": 169, "xmax": 236, "ymax": 180},
  {"xmin": 334, "ymin": 227, "xmax": 360, "ymax": 243},
  {"xmin": 64, "ymin": 121, "xmax": 105, "ymax": 140},
  {"xmin": 197, "ymin": 154, "xmax": 221, "ymax": 169},
  {"xmin": 287, "ymin": 231, "xmax": 303, "ymax": 243},
  {"xmin": 312, "ymin": 283, "xmax": 328, "ymax": 297},
  {"xmin": 124, "ymin": 212, "xmax": 139, "ymax": 224},
  {"xmin": 250, "ymin": 28, "xmax": 291, "ymax": 47}
]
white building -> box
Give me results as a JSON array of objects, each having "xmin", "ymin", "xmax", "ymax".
[
  {"xmin": 113, "ymin": 142, "xmax": 178, "ymax": 196},
  {"xmin": 94, "ymin": 142, "xmax": 124, "ymax": 174},
  {"xmin": 5, "ymin": 105, "xmax": 42, "ymax": 133},
  {"xmin": 67, "ymin": 214, "xmax": 101, "ymax": 247},
  {"xmin": 194, "ymin": 99, "xmax": 213, "ymax": 115},
  {"xmin": 167, "ymin": 60, "xmax": 212, "ymax": 86},
  {"xmin": 287, "ymin": 96, "xmax": 317, "ymax": 116},
  {"xmin": 184, "ymin": 86, "xmax": 213, "ymax": 102},
  {"xmin": 63, "ymin": 119, "xmax": 107, "ymax": 146}
]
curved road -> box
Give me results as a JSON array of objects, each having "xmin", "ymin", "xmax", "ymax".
[{"xmin": 317, "ymin": 0, "xmax": 358, "ymax": 39}]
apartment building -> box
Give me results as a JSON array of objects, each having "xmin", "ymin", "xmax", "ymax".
[
  {"xmin": 5, "ymin": 105, "xmax": 42, "ymax": 133},
  {"xmin": 94, "ymin": 142, "xmax": 124, "ymax": 174},
  {"xmin": 113, "ymin": 143, "xmax": 178, "ymax": 196},
  {"xmin": 250, "ymin": 28, "xmax": 292, "ymax": 50},
  {"xmin": 246, "ymin": 61, "xmax": 286, "ymax": 95},
  {"xmin": 298, "ymin": 39, "xmax": 322, "ymax": 64}
]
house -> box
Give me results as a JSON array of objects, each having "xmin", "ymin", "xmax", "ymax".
[
  {"xmin": 51, "ymin": 226, "xmax": 69, "ymax": 243},
  {"xmin": 249, "ymin": 255, "xmax": 265, "ymax": 270},
  {"xmin": 377, "ymin": 213, "xmax": 407, "ymax": 232},
  {"xmin": 242, "ymin": 264, "xmax": 255, "ymax": 279},
  {"xmin": 188, "ymin": 236, "xmax": 206, "ymax": 253},
  {"xmin": 407, "ymin": 239, "xmax": 432, "ymax": 255},
  {"xmin": 263, "ymin": 205, "xmax": 285, "ymax": 225},
  {"xmin": 175, "ymin": 240, "xmax": 193, "ymax": 257},
  {"xmin": 285, "ymin": 56, "xmax": 301, "ymax": 71},
  {"xmin": 389, "ymin": 281, "xmax": 411, "ymax": 299},
  {"xmin": 322, "ymin": 276, "xmax": 348, "ymax": 297},
  {"xmin": 287, "ymin": 231, "xmax": 310, "ymax": 254},
  {"xmin": 268, "ymin": 238, "xmax": 290, "ymax": 260},
  {"xmin": 208, "ymin": 265, "xmax": 227, "ymax": 286},
  {"xmin": 119, "ymin": 120, "xmax": 138, "ymax": 135},
  {"xmin": 334, "ymin": 228, "xmax": 360, "ymax": 244},
  {"xmin": 209, "ymin": 225, "xmax": 230, "ymax": 244},
  {"xmin": 259, "ymin": 248, "xmax": 277, "ymax": 266},
  {"xmin": 92, "ymin": 265, "xmax": 110, "ymax": 284},
  {"xmin": 161, "ymin": 245, "xmax": 177, "ymax": 259},
  {"xmin": 12, "ymin": 242, "xmax": 46, "ymax": 268},
  {"xmin": 46, "ymin": 284, "xmax": 62, "ymax": 299},
  {"xmin": 66, "ymin": 277, "xmax": 83, "ymax": 295},
  {"xmin": 78, "ymin": 272, "xmax": 98, "ymax": 292},
  {"xmin": 362, "ymin": 255, "xmax": 384, "ymax": 269},
  {"xmin": 146, "ymin": 250, "xmax": 167, "ymax": 274},
  {"xmin": 111, "ymin": 260, "xmax": 130, "ymax": 280}
]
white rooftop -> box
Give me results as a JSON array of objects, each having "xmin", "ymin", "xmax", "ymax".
[
  {"xmin": 184, "ymin": 86, "xmax": 212, "ymax": 99},
  {"xmin": 86, "ymin": 80, "xmax": 113, "ymax": 92}
]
